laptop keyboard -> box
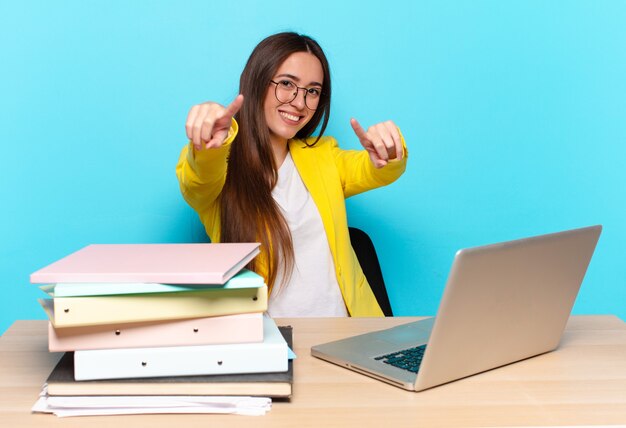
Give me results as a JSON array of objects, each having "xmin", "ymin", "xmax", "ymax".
[{"xmin": 374, "ymin": 344, "xmax": 427, "ymax": 373}]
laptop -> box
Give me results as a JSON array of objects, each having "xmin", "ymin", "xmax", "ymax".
[{"xmin": 311, "ymin": 225, "xmax": 602, "ymax": 391}]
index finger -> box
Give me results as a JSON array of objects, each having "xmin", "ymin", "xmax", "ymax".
[
  {"xmin": 350, "ymin": 118, "xmax": 369, "ymax": 143},
  {"xmin": 222, "ymin": 94, "xmax": 244, "ymax": 121}
]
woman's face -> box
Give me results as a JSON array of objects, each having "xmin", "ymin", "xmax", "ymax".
[{"xmin": 264, "ymin": 51, "xmax": 324, "ymax": 146}]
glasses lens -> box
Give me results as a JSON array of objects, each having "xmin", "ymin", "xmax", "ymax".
[
  {"xmin": 304, "ymin": 90, "xmax": 320, "ymax": 110},
  {"xmin": 275, "ymin": 81, "xmax": 296, "ymax": 104}
]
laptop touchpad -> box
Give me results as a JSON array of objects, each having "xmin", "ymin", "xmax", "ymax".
[{"xmin": 382, "ymin": 321, "xmax": 433, "ymax": 346}]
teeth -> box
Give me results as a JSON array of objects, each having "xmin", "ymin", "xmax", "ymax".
[{"xmin": 280, "ymin": 111, "xmax": 300, "ymax": 122}]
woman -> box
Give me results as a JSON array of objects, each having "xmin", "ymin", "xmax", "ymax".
[{"xmin": 176, "ymin": 32, "xmax": 407, "ymax": 317}]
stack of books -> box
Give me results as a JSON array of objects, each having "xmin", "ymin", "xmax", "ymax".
[{"xmin": 29, "ymin": 243, "xmax": 293, "ymax": 416}]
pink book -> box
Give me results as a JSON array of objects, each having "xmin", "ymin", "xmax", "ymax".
[
  {"xmin": 30, "ymin": 243, "xmax": 260, "ymax": 284},
  {"xmin": 48, "ymin": 312, "xmax": 264, "ymax": 352}
]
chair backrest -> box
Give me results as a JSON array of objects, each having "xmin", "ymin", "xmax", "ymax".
[{"xmin": 348, "ymin": 227, "xmax": 393, "ymax": 316}]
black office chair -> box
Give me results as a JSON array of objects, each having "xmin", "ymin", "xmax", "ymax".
[{"xmin": 348, "ymin": 227, "xmax": 393, "ymax": 316}]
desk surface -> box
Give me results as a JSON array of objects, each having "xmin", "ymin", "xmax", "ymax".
[{"xmin": 1, "ymin": 316, "xmax": 626, "ymax": 427}]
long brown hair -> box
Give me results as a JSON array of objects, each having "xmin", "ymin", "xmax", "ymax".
[{"xmin": 219, "ymin": 32, "xmax": 332, "ymax": 291}]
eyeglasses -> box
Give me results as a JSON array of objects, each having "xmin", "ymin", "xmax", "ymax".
[{"xmin": 270, "ymin": 79, "xmax": 322, "ymax": 110}]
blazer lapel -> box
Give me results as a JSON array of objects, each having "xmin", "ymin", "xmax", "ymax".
[{"xmin": 289, "ymin": 140, "xmax": 337, "ymax": 256}]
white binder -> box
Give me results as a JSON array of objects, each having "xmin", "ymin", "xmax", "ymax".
[{"xmin": 73, "ymin": 315, "xmax": 287, "ymax": 381}]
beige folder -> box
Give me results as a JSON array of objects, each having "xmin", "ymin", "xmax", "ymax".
[{"xmin": 40, "ymin": 285, "xmax": 268, "ymax": 328}]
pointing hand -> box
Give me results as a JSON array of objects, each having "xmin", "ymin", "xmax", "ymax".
[
  {"xmin": 350, "ymin": 118, "xmax": 403, "ymax": 168},
  {"xmin": 185, "ymin": 95, "xmax": 244, "ymax": 150}
]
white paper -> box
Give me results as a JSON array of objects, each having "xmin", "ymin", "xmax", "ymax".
[{"xmin": 32, "ymin": 388, "xmax": 271, "ymax": 417}]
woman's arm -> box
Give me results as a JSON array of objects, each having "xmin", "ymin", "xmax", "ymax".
[
  {"xmin": 175, "ymin": 96, "xmax": 242, "ymax": 213},
  {"xmin": 176, "ymin": 125, "xmax": 236, "ymax": 213},
  {"xmin": 332, "ymin": 120, "xmax": 408, "ymax": 198}
]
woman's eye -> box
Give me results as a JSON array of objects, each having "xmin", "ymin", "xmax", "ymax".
[
  {"xmin": 307, "ymin": 88, "xmax": 321, "ymax": 97},
  {"xmin": 279, "ymin": 80, "xmax": 295, "ymax": 89}
]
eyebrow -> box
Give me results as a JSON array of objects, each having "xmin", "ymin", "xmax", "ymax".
[{"xmin": 275, "ymin": 73, "xmax": 323, "ymax": 87}]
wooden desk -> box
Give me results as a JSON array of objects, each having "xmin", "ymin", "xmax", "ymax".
[{"xmin": 1, "ymin": 316, "xmax": 625, "ymax": 427}]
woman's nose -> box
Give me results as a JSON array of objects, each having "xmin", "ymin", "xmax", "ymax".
[{"xmin": 290, "ymin": 88, "xmax": 307, "ymax": 109}]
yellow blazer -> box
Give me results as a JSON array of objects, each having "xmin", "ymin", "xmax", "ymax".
[{"xmin": 176, "ymin": 120, "xmax": 408, "ymax": 316}]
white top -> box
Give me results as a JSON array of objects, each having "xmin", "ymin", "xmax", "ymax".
[{"xmin": 267, "ymin": 153, "xmax": 348, "ymax": 317}]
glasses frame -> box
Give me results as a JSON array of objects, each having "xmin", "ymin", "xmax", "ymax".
[{"xmin": 270, "ymin": 80, "xmax": 321, "ymax": 110}]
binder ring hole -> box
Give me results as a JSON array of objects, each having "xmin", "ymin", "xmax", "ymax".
[
  {"xmin": 141, "ymin": 362, "xmax": 147, "ymax": 367},
  {"xmin": 63, "ymin": 309, "xmax": 70, "ymax": 313},
  {"xmin": 253, "ymin": 297, "xmax": 258, "ymax": 301},
  {"xmin": 115, "ymin": 330, "xmax": 121, "ymax": 336},
  {"xmin": 193, "ymin": 328, "xmax": 199, "ymax": 333},
  {"xmin": 217, "ymin": 360, "xmax": 223, "ymax": 366}
]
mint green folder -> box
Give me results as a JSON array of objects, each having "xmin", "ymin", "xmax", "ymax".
[{"xmin": 43, "ymin": 269, "xmax": 264, "ymax": 297}]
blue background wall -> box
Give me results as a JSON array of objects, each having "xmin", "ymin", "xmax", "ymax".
[{"xmin": 1, "ymin": 1, "xmax": 624, "ymax": 334}]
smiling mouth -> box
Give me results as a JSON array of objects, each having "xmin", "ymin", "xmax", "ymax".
[{"xmin": 279, "ymin": 111, "xmax": 303, "ymax": 124}]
